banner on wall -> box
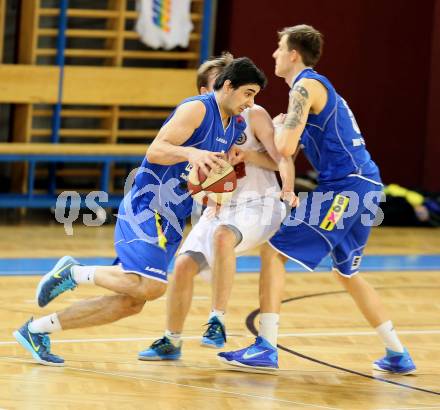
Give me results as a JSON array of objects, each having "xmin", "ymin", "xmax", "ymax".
[{"xmin": 136, "ymin": 0, "xmax": 194, "ymax": 50}]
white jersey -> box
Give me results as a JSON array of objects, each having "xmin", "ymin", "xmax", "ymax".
[{"xmin": 230, "ymin": 106, "xmax": 280, "ymax": 205}]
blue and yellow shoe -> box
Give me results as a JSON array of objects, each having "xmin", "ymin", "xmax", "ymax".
[
  {"xmin": 218, "ymin": 336, "xmax": 278, "ymax": 371},
  {"xmin": 373, "ymin": 348, "xmax": 416, "ymax": 374},
  {"xmin": 13, "ymin": 319, "xmax": 64, "ymax": 366},
  {"xmin": 201, "ymin": 316, "xmax": 226, "ymax": 348},
  {"xmin": 36, "ymin": 256, "xmax": 79, "ymax": 307},
  {"xmin": 138, "ymin": 337, "xmax": 182, "ymax": 361}
]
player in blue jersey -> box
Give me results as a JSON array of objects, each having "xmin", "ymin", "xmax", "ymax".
[
  {"xmin": 138, "ymin": 53, "xmax": 290, "ymax": 361},
  {"xmin": 12, "ymin": 57, "xmax": 267, "ymax": 366},
  {"xmin": 218, "ymin": 25, "xmax": 416, "ymax": 374}
]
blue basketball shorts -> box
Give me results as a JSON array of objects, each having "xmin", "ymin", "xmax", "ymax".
[
  {"xmin": 269, "ymin": 174, "xmax": 383, "ymax": 276},
  {"xmin": 114, "ymin": 200, "xmax": 185, "ymax": 283}
]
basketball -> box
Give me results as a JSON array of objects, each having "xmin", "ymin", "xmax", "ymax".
[{"xmin": 187, "ymin": 158, "xmax": 237, "ymax": 206}]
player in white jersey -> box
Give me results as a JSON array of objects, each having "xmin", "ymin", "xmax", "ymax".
[
  {"xmin": 180, "ymin": 106, "xmax": 285, "ymax": 280},
  {"xmin": 138, "ymin": 53, "xmax": 290, "ymax": 360}
]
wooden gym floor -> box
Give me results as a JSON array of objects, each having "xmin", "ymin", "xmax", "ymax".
[{"xmin": 0, "ymin": 225, "xmax": 439, "ymax": 409}]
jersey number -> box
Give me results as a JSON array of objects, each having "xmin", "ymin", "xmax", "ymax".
[{"xmin": 341, "ymin": 98, "xmax": 361, "ymax": 135}]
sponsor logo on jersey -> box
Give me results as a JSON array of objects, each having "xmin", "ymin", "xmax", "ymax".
[
  {"xmin": 351, "ymin": 256, "xmax": 362, "ymax": 270},
  {"xmin": 154, "ymin": 211, "xmax": 167, "ymax": 250},
  {"xmin": 179, "ymin": 163, "xmax": 192, "ymax": 181},
  {"xmin": 216, "ymin": 137, "xmax": 228, "ymax": 144},
  {"xmin": 235, "ymin": 132, "xmax": 247, "ymax": 145},
  {"xmin": 145, "ymin": 265, "xmax": 167, "ymax": 276},
  {"xmin": 319, "ymin": 194, "xmax": 350, "ymax": 231},
  {"xmin": 352, "ymin": 137, "xmax": 365, "ymax": 147}
]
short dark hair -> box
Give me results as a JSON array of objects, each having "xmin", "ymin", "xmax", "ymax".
[
  {"xmin": 213, "ymin": 57, "xmax": 267, "ymax": 91},
  {"xmin": 279, "ymin": 24, "xmax": 323, "ymax": 67},
  {"xmin": 197, "ymin": 52, "xmax": 234, "ymax": 90}
]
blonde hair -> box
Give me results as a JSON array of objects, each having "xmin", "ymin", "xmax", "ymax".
[{"xmin": 196, "ymin": 52, "xmax": 234, "ymax": 91}]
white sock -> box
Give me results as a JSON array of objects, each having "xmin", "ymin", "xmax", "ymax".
[
  {"xmin": 209, "ymin": 309, "xmax": 225, "ymax": 325},
  {"xmin": 258, "ymin": 313, "xmax": 279, "ymax": 348},
  {"xmin": 164, "ymin": 329, "xmax": 182, "ymax": 347},
  {"xmin": 71, "ymin": 265, "xmax": 96, "ymax": 284},
  {"xmin": 28, "ymin": 314, "xmax": 62, "ymax": 334},
  {"xmin": 375, "ymin": 320, "xmax": 404, "ymax": 353}
]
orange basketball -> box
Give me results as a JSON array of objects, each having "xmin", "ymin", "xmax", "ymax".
[{"xmin": 187, "ymin": 158, "xmax": 237, "ymax": 206}]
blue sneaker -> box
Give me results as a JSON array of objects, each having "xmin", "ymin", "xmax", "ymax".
[
  {"xmin": 138, "ymin": 337, "xmax": 181, "ymax": 361},
  {"xmin": 36, "ymin": 256, "xmax": 79, "ymax": 307},
  {"xmin": 373, "ymin": 348, "xmax": 416, "ymax": 374},
  {"xmin": 13, "ymin": 319, "xmax": 64, "ymax": 366},
  {"xmin": 218, "ymin": 336, "xmax": 278, "ymax": 371},
  {"xmin": 201, "ymin": 316, "xmax": 226, "ymax": 348}
]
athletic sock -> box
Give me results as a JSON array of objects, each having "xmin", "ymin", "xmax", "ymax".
[
  {"xmin": 28, "ymin": 313, "xmax": 62, "ymax": 334},
  {"xmin": 375, "ymin": 320, "xmax": 405, "ymax": 353},
  {"xmin": 164, "ymin": 329, "xmax": 182, "ymax": 347},
  {"xmin": 209, "ymin": 309, "xmax": 225, "ymax": 325},
  {"xmin": 258, "ymin": 313, "xmax": 279, "ymax": 348},
  {"xmin": 71, "ymin": 265, "xmax": 96, "ymax": 284}
]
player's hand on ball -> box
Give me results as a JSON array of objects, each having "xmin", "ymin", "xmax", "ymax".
[
  {"xmin": 187, "ymin": 158, "xmax": 237, "ymax": 206},
  {"xmin": 188, "ymin": 149, "xmax": 225, "ymax": 178}
]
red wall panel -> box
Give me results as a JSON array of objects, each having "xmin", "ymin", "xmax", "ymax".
[
  {"xmin": 424, "ymin": 0, "xmax": 440, "ymax": 191},
  {"xmin": 215, "ymin": 0, "xmax": 437, "ymax": 190}
]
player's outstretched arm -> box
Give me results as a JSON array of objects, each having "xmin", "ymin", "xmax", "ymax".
[{"xmin": 146, "ymin": 101, "xmax": 224, "ymax": 174}]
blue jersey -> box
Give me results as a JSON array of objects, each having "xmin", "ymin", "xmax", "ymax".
[
  {"xmin": 127, "ymin": 92, "xmax": 246, "ymax": 220},
  {"xmin": 294, "ymin": 68, "xmax": 380, "ymax": 184}
]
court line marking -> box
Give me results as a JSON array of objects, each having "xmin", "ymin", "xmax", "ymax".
[
  {"xmin": 246, "ymin": 288, "xmax": 440, "ymax": 397},
  {"xmin": 23, "ymin": 295, "xmax": 210, "ymax": 303},
  {"xmin": 1, "ymin": 329, "xmax": 439, "ymax": 346},
  {"xmin": 2, "ymin": 254, "xmax": 440, "ymax": 276},
  {"xmin": 0, "ymin": 356, "xmax": 340, "ymax": 410}
]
